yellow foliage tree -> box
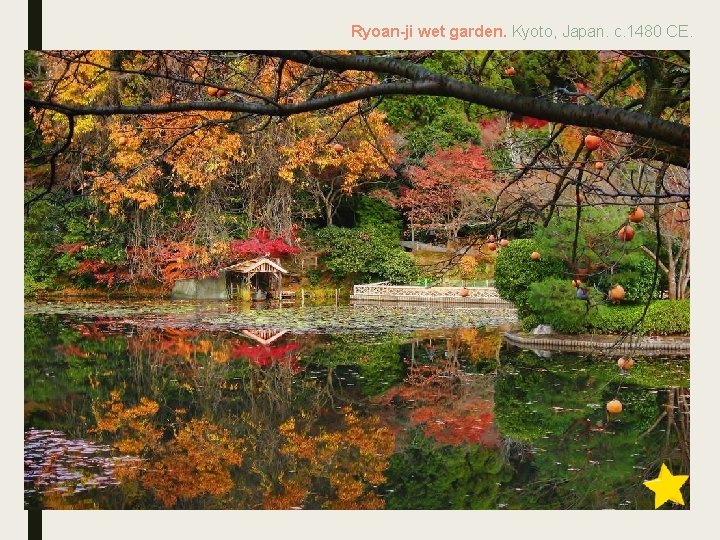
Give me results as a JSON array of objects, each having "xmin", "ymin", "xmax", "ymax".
[{"xmin": 279, "ymin": 105, "xmax": 397, "ymax": 224}]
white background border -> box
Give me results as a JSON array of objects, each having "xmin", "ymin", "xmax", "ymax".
[{"xmin": 2, "ymin": 1, "xmax": 715, "ymax": 538}]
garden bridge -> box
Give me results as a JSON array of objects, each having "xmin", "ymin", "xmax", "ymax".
[{"xmin": 350, "ymin": 282, "xmax": 513, "ymax": 305}]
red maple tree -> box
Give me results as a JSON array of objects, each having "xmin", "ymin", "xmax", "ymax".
[
  {"xmin": 397, "ymin": 145, "xmax": 500, "ymax": 241},
  {"xmin": 229, "ymin": 228, "xmax": 300, "ymax": 259}
]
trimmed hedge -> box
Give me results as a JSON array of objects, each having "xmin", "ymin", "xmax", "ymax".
[
  {"xmin": 591, "ymin": 299, "xmax": 689, "ymax": 335},
  {"xmin": 599, "ymin": 252, "xmax": 659, "ymax": 304},
  {"xmin": 494, "ymin": 239, "xmax": 565, "ymax": 317},
  {"xmin": 527, "ymin": 278, "xmax": 601, "ymax": 333},
  {"xmin": 520, "ymin": 314, "xmax": 541, "ymax": 333}
]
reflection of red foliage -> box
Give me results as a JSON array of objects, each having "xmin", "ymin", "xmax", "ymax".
[
  {"xmin": 73, "ymin": 323, "xmax": 107, "ymax": 341},
  {"xmin": 377, "ymin": 382, "xmax": 499, "ymax": 447},
  {"xmin": 126, "ymin": 328, "xmax": 204, "ymax": 358},
  {"xmin": 376, "ymin": 356, "xmax": 499, "ymax": 447},
  {"xmin": 231, "ymin": 342, "xmax": 301, "ymax": 373},
  {"xmin": 409, "ymin": 404, "xmax": 495, "ymax": 446},
  {"xmin": 59, "ymin": 343, "xmax": 89, "ymax": 358}
]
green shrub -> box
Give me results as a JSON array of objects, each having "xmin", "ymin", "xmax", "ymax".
[
  {"xmin": 315, "ymin": 226, "xmax": 420, "ymax": 284},
  {"xmin": 24, "ymin": 274, "xmax": 53, "ymax": 297},
  {"xmin": 355, "ymin": 196, "xmax": 403, "ymax": 238},
  {"xmin": 591, "ymin": 300, "xmax": 689, "ymax": 335},
  {"xmin": 600, "ymin": 252, "xmax": 659, "ymax": 304},
  {"xmin": 378, "ymin": 249, "xmax": 421, "ymax": 284},
  {"xmin": 24, "ymin": 193, "xmax": 130, "ymax": 291},
  {"xmin": 388, "ymin": 111, "xmax": 483, "ymax": 161},
  {"xmin": 494, "ymin": 239, "xmax": 565, "ymax": 317},
  {"xmin": 520, "ymin": 314, "xmax": 541, "ymax": 333},
  {"xmin": 526, "ymin": 278, "xmax": 600, "ymax": 333},
  {"xmin": 306, "ymin": 269, "xmax": 322, "ymax": 286}
]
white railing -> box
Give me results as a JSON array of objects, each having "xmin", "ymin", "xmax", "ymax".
[{"xmin": 352, "ymin": 283, "xmax": 511, "ymax": 304}]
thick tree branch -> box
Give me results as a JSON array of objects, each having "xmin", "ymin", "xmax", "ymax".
[
  {"xmin": 27, "ymin": 51, "xmax": 689, "ymax": 150},
  {"xmin": 254, "ymin": 51, "xmax": 689, "ymax": 149}
]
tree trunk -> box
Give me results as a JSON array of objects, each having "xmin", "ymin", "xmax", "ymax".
[
  {"xmin": 325, "ymin": 202, "xmax": 334, "ymax": 227},
  {"xmin": 665, "ymin": 234, "xmax": 678, "ymax": 300},
  {"xmin": 314, "ymin": 178, "xmax": 338, "ymax": 227},
  {"xmin": 677, "ymin": 245, "xmax": 690, "ymax": 299},
  {"xmin": 677, "ymin": 232, "xmax": 690, "ymax": 299}
]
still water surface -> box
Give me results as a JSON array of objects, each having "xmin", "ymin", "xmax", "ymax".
[{"xmin": 24, "ymin": 300, "xmax": 689, "ymax": 510}]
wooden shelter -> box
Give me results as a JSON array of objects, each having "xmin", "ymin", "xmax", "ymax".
[
  {"xmin": 222, "ymin": 257, "xmax": 288, "ymax": 300},
  {"xmin": 171, "ymin": 256, "xmax": 289, "ymax": 301}
]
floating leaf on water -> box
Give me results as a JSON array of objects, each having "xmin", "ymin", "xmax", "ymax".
[{"xmin": 26, "ymin": 301, "xmax": 517, "ymax": 334}]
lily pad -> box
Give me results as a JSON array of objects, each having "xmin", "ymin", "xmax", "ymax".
[{"xmin": 25, "ymin": 300, "xmax": 518, "ymax": 334}]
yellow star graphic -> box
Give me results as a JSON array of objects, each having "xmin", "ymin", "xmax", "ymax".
[{"xmin": 643, "ymin": 463, "xmax": 689, "ymax": 509}]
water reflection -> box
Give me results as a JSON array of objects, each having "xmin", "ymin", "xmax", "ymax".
[
  {"xmin": 25, "ymin": 312, "xmax": 689, "ymax": 509},
  {"xmin": 24, "ymin": 429, "xmax": 142, "ymax": 509}
]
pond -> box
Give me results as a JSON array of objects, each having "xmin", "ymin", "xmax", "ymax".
[{"xmin": 24, "ymin": 300, "xmax": 689, "ymax": 510}]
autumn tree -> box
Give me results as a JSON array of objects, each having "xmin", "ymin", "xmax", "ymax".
[
  {"xmin": 25, "ymin": 51, "xmax": 689, "ymax": 206},
  {"xmin": 390, "ymin": 144, "xmax": 499, "ymax": 242},
  {"xmin": 24, "ymin": 51, "xmax": 406, "ymax": 290},
  {"xmin": 229, "ymin": 228, "xmax": 300, "ymax": 259},
  {"xmin": 24, "ymin": 50, "xmax": 690, "ymax": 305},
  {"xmin": 279, "ymin": 104, "xmax": 397, "ymax": 225}
]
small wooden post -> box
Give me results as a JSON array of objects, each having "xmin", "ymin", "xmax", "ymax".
[
  {"xmin": 335, "ymin": 288, "xmax": 339, "ymax": 306},
  {"xmin": 301, "ymin": 288, "xmax": 305, "ymax": 308}
]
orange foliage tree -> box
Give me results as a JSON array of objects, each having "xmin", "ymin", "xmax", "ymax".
[
  {"xmin": 28, "ymin": 51, "xmax": 401, "ymax": 287},
  {"xmin": 141, "ymin": 418, "xmax": 244, "ymax": 507},
  {"xmin": 279, "ymin": 104, "xmax": 397, "ymax": 225}
]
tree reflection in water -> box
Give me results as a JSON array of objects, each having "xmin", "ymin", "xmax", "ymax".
[{"xmin": 24, "ymin": 315, "xmax": 689, "ymax": 509}]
